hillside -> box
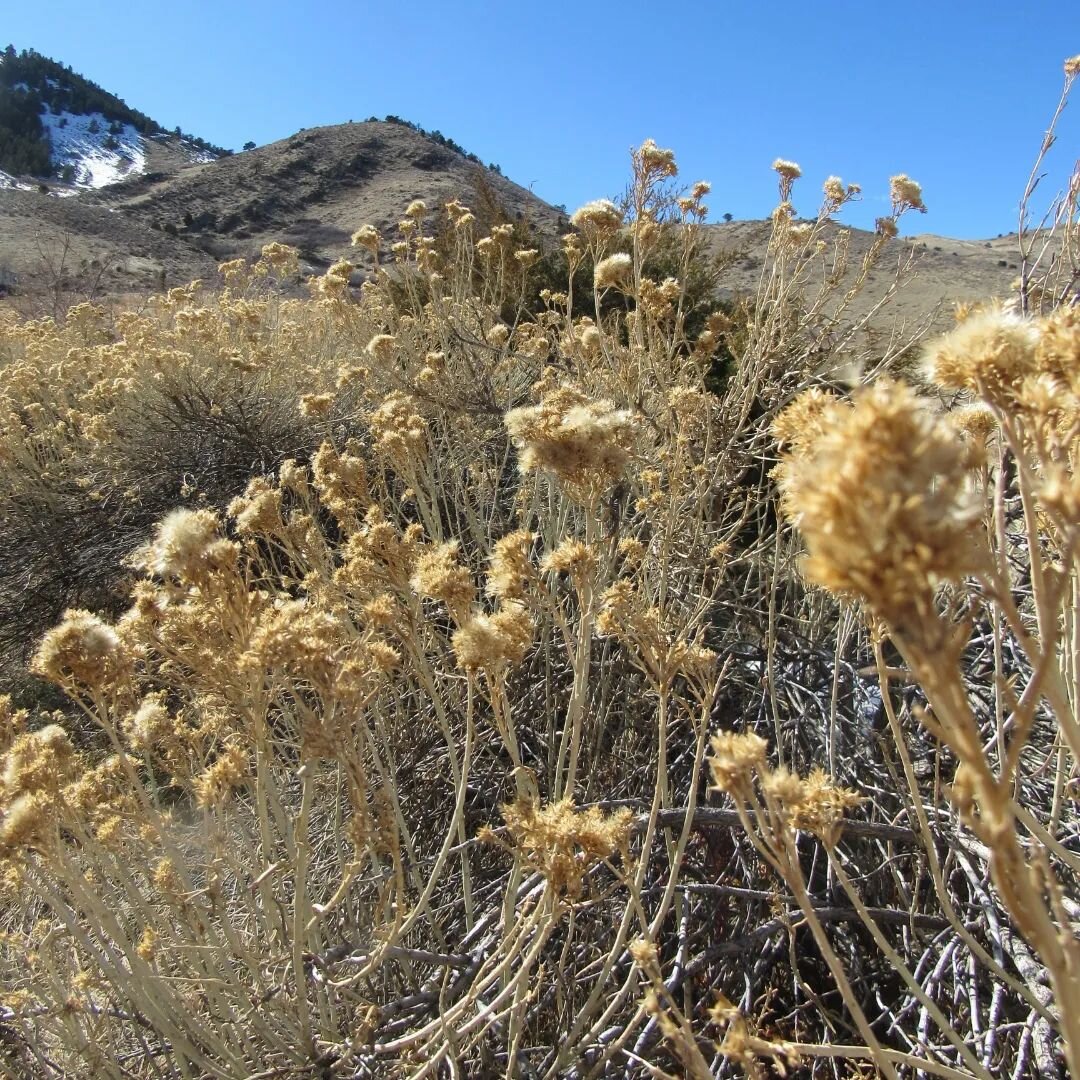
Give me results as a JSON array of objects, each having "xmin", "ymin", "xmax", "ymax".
[
  {"xmin": 0, "ymin": 46, "xmax": 225, "ymax": 186},
  {"xmin": 0, "ymin": 118, "xmax": 566, "ymax": 298},
  {"xmin": 703, "ymin": 218, "xmax": 1021, "ymax": 332},
  {"xmin": 0, "ymin": 47, "xmax": 1024, "ymax": 326}
]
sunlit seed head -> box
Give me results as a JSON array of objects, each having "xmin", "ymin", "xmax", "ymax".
[
  {"xmin": 889, "ymin": 173, "xmax": 926, "ymax": 212},
  {"xmin": 32, "ymin": 610, "xmax": 127, "ymax": 688},
  {"xmin": 638, "ymin": 139, "xmax": 678, "ymax": 177},
  {"xmin": 138, "ymin": 509, "xmax": 232, "ymax": 582},
  {"xmin": 772, "ymin": 158, "xmax": 802, "ymax": 181},
  {"xmin": 779, "ymin": 379, "xmax": 986, "ymax": 626},
  {"xmin": 708, "ymin": 731, "xmax": 768, "ymax": 795},
  {"xmin": 350, "ymin": 224, "xmax": 380, "ymax": 252},
  {"xmin": 875, "ymin": 216, "xmax": 899, "ymax": 239},
  {"xmin": 366, "ymin": 333, "xmax": 397, "ymax": 361},
  {"xmin": 594, "ymin": 253, "xmax": 633, "ymax": 290},
  {"xmin": 570, "ymin": 198, "xmax": 624, "ymax": 237},
  {"xmin": 922, "ymin": 308, "xmax": 1039, "ymax": 402}
]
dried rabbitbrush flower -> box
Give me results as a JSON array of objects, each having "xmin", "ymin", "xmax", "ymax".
[
  {"xmin": 319, "ymin": 259, "xmax": 354, "ymax": 297},
  {"xmin": 542, "ymin": 539, "xmax": 598, "ymax": 583},
  {"xmin": 136, "ymin": 509, "xmax": 237, "ymax": 583},
  {"xmin": 638, "ymin": 139, "xmax": 677, "ymax": 177},
  {"xmin": 772, "ymin": 158, "xmax": 802, "ymax": 181},
  {"xmin": 890, "ymin": 173, "xmax": 927, "ymax": 213},
  {"xmin": 228, "ymin": 477, "xmax": 284, "ymax": 536},
  {"xmin": 124, "ymin": 695, "xmax": 170, "ymax": 754},
  {"xmin": 594, "ymin": 253, "xmax": 633, "ymax": 290},
  {"xmin": 136, "ymin": 928, "xmax": 157, "ymax": 963},
  {"xmin": 923, "ymin": 307, "xmax": 1039, "ymax": 403},
  {"xmin": 487, "ymin": 323, "xmax": 510, "ymax": 347},
  {"xmin": 0, "ymin": 697, "xmax": 27, "ymax": 757},
  {"xmin": 366, "ymin": 333, "xmax": 397, "ymax": 361},
  {"xmin": 491, "ymin": 796, "xmax": 632, "ymax": 898},
  {"xmin": 950, "ymin": 403, "xmax": 998, "ymax": 445},
  {"xmin": 1066, "ymin": 54, "xmax": 1080, "ymax": 77},
  {"xmin": 762, "ymin": 766, "xmax": 863, "ymax": 847},
  {"xmin": 0, "ymin": 792, "xmax": 53, "ymax": 850},
  {"xmin": 259, "ymin": 242, "xmax": 299, "ymax": 276},
  {"xmin": 405, "ymin": 199, "xmax": 427, "ymax": 219},
  {"xmin": 778, "ymin": 379, "xmax": 986, "ymax": 627},
  {"xmin": 570, "ymin": 198, "xmax": 624, "ymax": 237},
  {"xmin": 875, "ymin": 216, "xmax": 899, "ymax": 238},
  {"xmin": 32, "ymin": 611, "xmax": 129, "ymax": 688},
  {"xmin": 351, "ymin": 224, "xmax": 380, "ymax": 252},
  {"xmin": 1035, "ymin": 305, "xmax": 1080, "ymax": 389},
  {"xmin": 822, "ymin": 175, "xmax": 846, "ymax": 204},
  {"xmin": 312, "ymin": 441, "xmax": 369, "ymax": 523},
  {"xmin": 194, "ymin": 743, "xmax": 249, "ymax": 810},
  {"xmin": 369, "ymin": 391, "xmax": 428, "ymax": 469},
  {"xmin": 487, "ymin": 530, "xmax": 536, "ymax": 600},
  {"xmin": 506, "ymin": 387, "xmax": 634, "ymax": 503},
  {"xmin": 771, "ymin": 388, "xmax": 846, "ymax": 453},
  {"xmin": 411, "ymin": 541, "xmax": 475, "ymax": 619},
  {"xmin": 708, "ymin": 731, "xmax": 768, "ymax": 796},
  {"xmin": 514, "ymin": 248, "xmax": 539, "ymax": 268},
  {"xmin": 2, "ymin": 725, "xmax": 75, "ymax": 798},
  {"xmin": 299, "ymin": 392, "xmax": 334, "ymax": 418},
  {"xmin": 578, "ymin": 323, "xmax": 602, "ymax": 357},
  {"xmin": 709, "ymin": 994, "xmax": 801, "ymax": 1077},
  {"xmin": 452, "ymin": 602, "xmax": 534, "ymax": 672}
]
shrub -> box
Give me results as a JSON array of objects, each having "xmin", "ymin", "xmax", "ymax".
[{"xmin": 0, "ymin": 72, "xmax": 1077, "ymax": 1075}]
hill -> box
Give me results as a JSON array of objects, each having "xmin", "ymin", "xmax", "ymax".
[
  {"xmin": 0, "ymin": 118, "xmax": 566, "ymax": 300},
  {"xmin": 0, "ymin": 45, "xmax": 226, "ymax": 187},
  {"xmin": 0, "ymin": 47, "xmax": 1022, "ymax": 326}
]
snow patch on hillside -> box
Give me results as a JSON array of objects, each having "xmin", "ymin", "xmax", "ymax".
[
  {"xmin": 0, "ymin": 169, "xmax": 34, "ymax": 191},
  {"xmin": 41, "ymin": 110, "xmax": 146, "ymax": 189}
]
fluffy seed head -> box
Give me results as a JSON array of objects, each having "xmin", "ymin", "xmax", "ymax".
[
  {"xmin": 32, "ymin": 611, "xmax": 128, "ymax": 688},
  {"xmin": 778, "ymin": 379, "xmax": 987, "ymax": 627},
  {"xmin": 594, "ymin": 253, "xmax": 633, "ymax": 290},
  {"xmin": 569, "ymin": 199, "xmax": 624, "ymax": 237},
  {"xmin": 505, "ymin": 387, "xmax": 635, "ymax": 504},
  {"xmin": 452, "ymin": 602, "xmax": 534, "ymax": 671},
  {"xmin": 350, "ymin": 224, "xmax": 380, "ymax": 252},
  {"xmin": 889, "ymin": 174, "xmax": 926, "ymax": 212},
  {"xmin": 137, "ymin": 509, "xmax": 235, "ymax": 582},
  {"xmin": 923, "ymin": 308, "xmax": 1040, "ymax": 403}
]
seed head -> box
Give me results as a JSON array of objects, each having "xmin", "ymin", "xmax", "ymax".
[
  {"xmin": 452, "ymin": 602, "xmax": 534, "ymax": 672},
  {"xmin": 411, "ymin": 541, "xmax": 475, "ymax": 620},
  {"xmin": 923, "ymin": 308, "xmax": 1039, "ymax": 404},
  {"xmin": 772, "ymin": 158, "xmax": 802, "ymax": 181},
  {"xmin": 350, "ymin": 224, "xmax": 380, "ymax": 252},
  {"xmin": 889, "ymin": 174, "xmax": 926, "ymax": 213},
  {"xmin": 32, "ymin": 611, "xmax": 129, "ymax": 688},
  {"xmin": 778, "ymin": 379, "xmax": 986, "ymax": 628},
  {"xmin": 569, "ymin": 199, "xmax": 624, "ymax": 238},
  {"xmin": 505, "ymin": 387, "xmax": 635, "ymax": 504},
  {"xmin": 137, "ymin": 509, "xmax": 236, "ymax": 582},
  {"xmin": 594, "ymin": 253, "xmax": 633, "ymax": 290}
]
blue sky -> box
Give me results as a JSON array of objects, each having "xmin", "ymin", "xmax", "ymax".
[{"xmin": 5, "ymin": 1, "xmax": 1078, "ymax": 237}]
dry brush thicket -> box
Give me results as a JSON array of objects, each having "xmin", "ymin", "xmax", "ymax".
[{"xmin": 0, "ymin": 61, "xmax": 1079, "ymax": 1079}]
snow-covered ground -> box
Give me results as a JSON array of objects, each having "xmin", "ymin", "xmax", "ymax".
[
  {"xmin": 40, "ymin": 109, "xmax": 146, "ymax": 189},
  {"xmin": 0, "ymin": 169, "xmax": 35, "ymax": 191}
]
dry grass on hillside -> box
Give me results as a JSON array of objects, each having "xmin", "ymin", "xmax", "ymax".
[{"xmin": 0, "ymin": 60, "xmax": 1078, "ymax": 1080}]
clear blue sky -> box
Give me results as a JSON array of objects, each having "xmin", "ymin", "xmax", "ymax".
[{"xmin": 5, "ymin": 1, "xmax": 1078, "ymax": 238}]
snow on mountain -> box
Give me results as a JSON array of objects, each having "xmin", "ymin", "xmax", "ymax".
[
  {"xmin": 0, "ymin": 168, "xmax": 34, "ymax": 191},
  {"xmin": 40, "ymin": 109, "xmax": 146, "ymax": 189}
]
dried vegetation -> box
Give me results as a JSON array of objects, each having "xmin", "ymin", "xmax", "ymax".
[{"xmin": 0, "ymin": 60, "xmax": 1079, "ymax": 1079}]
